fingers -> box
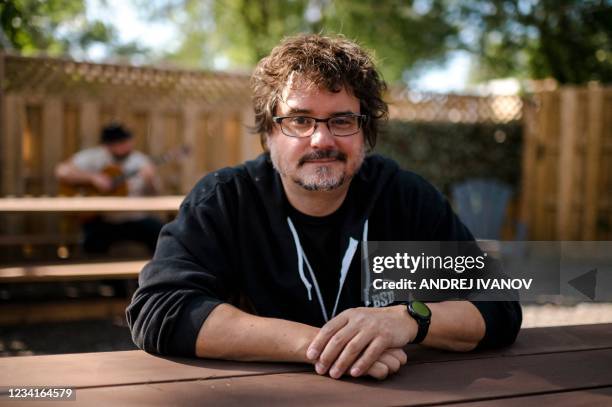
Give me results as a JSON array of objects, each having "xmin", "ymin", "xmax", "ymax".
[
  {"xmin": 386, "ymin": 348, "xmax": 408, "ymax": 366},
  {"xmin": 307, "ymin": 313, "xmax": 349, "ymax": 361},
  {"xmin": 313, "ymin": 323, "xmax": 360, "ymax": 376},
  {"xmin": 375, "ymin": 351, "xmax": 401, "ymax": 374},
  {"xmin": 345, "ymin": 337, "xmax": 388, "ymax": 378},
  {"xmin": 327, "ymin": 332, "xmax": 372, "ymax": 379},
  {"xmin": 360, "ymin": 348, "xmax": 406, "ymax": 380},
  {"xmin": 365, "ymin": 361, "xmax": 389, "ymax": 380}
]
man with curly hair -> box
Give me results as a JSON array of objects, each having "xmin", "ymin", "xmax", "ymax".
[{"xmin": 127, "ymin": 34, "xmax": 522, "ymax": 380}]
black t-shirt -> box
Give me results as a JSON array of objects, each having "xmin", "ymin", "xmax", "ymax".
[{"xmin": 287, "ymin": 200, "xmax": 347, "ymax": 316}]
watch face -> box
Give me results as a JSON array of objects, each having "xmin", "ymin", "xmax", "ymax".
[{"xmin": 411, "ymin": 301, "xmax": 431, "ymax": 318}]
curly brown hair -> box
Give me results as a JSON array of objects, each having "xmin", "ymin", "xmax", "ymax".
[{"xmin": 251, "ymin": 34, "xmax": 388, "ymax": 151}]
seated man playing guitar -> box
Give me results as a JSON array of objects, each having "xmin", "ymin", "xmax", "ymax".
[{"xmin": 55, "ymin": 123, "xmax": 163, "ymax": 255}]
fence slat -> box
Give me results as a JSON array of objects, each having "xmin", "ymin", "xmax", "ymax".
[
  {"xmin": 240, "ymin": 107, "xmax": 260, "ymax": 161},
  {"xmin": 558, "ymin": 88, "xmax": 580, "ymax": 240},
  {"xmin": 583, "ymin": 84, "xmax": 604, "ymax": 240},
  {"xmin": 80, "ymin": 101, "xmax": 100, "ymax": 148},
  {"xmin": 3, "ymin": 95, "xmax": 25, "ymax": 196},
  {"xmin": 519, "ymin": 100, "xmax": 538, "ymax": 237},
  {"xmin": 181, "ymin": 104, "xmax": 199, "ymax": 193},
  {"xmin": 42, "ymin": 98, "xmax": 63, "ymax": 195}
]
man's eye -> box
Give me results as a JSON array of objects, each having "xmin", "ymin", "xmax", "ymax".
[
  {"xmin": 331, "ymin": 116, "xmax": 355, "ymax": 126},
  {"xmin": 289, "ymin": 117, "xmax": 311, "ymax": 126}
]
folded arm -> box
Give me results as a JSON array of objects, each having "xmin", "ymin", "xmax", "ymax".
[{"xmin": 195, "ymin": 303, "xmax": 407, "ymax": 379}]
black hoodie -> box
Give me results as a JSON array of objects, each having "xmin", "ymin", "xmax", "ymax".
[{"xmin": 126, "ymin": 153, "xmax": 522, "ymax": 356}]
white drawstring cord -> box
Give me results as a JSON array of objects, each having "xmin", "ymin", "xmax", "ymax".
[
  {"xmin": 287, "ymin": 217, "xmax": 312, "ymax": 301},
  {"xmin": 362, "ymin": 220, "xmax": 370, "ymax": 306},
  {"xmin": 288, "ymin": 217, "xmax": 370, "ymax": 322}
]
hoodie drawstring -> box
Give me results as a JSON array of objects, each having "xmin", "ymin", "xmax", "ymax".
[{"xmin": 288, "ymin": 217, "xmax": 369, "ymax": 323}]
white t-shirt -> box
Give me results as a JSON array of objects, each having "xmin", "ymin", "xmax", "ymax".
[{"xmin": 72, "ymin": 146, "xmax": 155, "ymax": 222}]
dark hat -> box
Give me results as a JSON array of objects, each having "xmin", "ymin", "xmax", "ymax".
[{"xmin": 100, "ymin": 124, "xmax": 132, "ymax": 144}]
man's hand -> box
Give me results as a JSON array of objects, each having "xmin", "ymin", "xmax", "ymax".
[
  {"xmin": 364, "ymin": 348, "xmax": 407, "ymax": 380},
  {"xmin": 90, "ymin": 173, "xmax": 113, "ymax": 192},
  {"xmin": 138, "ymin": 164, "xmax": 156, "ymax": 184},
  {"xmin": 307, "ymin": 306, "xmax": 417, "ymax": 379}
]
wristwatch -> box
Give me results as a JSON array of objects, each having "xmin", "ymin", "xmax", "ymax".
[{"xmin": 406, "ymin": 301, "xmax": 431, "ymax": 344}]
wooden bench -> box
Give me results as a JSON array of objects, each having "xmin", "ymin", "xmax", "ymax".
[
  {"xmin": 0, "ymin": 260, "xmax": 146, "ymax": 283},
  {"xmin": 0, "ymin": 260, "xmax": 146, "ymax": 325}
]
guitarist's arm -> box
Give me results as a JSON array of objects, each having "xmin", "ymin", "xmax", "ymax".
[
  {"xmin": 55, "ymin": 161, "xmax": 113, "ymax": 193},
  {"xmin": 135, "ymin": 163, "xmax": 162, "ymax": 195}
]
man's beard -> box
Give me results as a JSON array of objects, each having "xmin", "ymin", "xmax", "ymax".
[{"xmin": 271, "ymin": 148, "xmax": 364, "ymax": 192}]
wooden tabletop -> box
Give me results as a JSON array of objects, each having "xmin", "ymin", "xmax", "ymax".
[
  {"xmin": 1, "ymin": 323, "xmax": 611, "ymax": 406},
  {"xmin": 0, "ymin": 196, "xmax": 184, "ymax": 212}
]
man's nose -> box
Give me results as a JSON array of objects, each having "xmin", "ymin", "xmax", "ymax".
[{"xmin": 309, "ymin": 123, "xmax": 336, "ymax": 149}]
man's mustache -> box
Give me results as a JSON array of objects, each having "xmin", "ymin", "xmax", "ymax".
[{"xmin": 298, "ymin": 150, "xmax": 347, "ymax": 167}]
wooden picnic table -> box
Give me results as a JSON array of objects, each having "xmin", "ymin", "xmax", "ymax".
[
  {"xmin": 1, "ymin": 323, "xmax": 611, "ymax": 406},
  {"xmin": 0, "ymin": 195, "xmax": 184, "ymax": 212}
]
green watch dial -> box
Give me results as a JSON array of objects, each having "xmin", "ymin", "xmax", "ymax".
[{"xmin": 411, "ymin": 301, "xmax": 431, "ymax": 318}]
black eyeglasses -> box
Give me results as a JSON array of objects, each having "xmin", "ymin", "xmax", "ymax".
[{"xmin": 272, "ymin": 114, "xmax": 367, "ymax": 138}]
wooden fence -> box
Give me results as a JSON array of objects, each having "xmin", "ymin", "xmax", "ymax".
[
  {"xmin": 387, "ymin": 87, "xmax": 523, "ymax": 123},
  {"xmin": 1, "ymin": 53, "xmax": 610, "ymax": 242},
  {"xmin": 0, "ymin": 53, "xmax": 261, "ymax": 197},
  {"xmin": 520, "ymin": 83, "xmax": 612, "ymax": 240}
]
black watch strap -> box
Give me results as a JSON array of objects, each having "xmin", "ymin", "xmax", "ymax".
[{"xmin": 406, "ymin": 301, "xmax": 431, "ymax": 344}]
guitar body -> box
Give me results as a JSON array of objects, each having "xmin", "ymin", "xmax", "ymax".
[{"xmin": 59, "ymin": 164, "xmax": 129, "ymax": 197}]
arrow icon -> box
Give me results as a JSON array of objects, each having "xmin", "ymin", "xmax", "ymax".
[{"xmin": 567, "ymin": 269, "xmax": 597, "ymax": 300}]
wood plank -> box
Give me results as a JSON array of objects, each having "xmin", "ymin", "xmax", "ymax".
[
  {"xmin": 0, "ymin": 260, "xmax": 145, "ymax": 282},
  {"xmin": 240, "ymin": 106, "xmax": 260, "ymax": 162},
  {"xmin": 25, "ymin": 348, "xmax": 612, "ymax": 407},
  {"xmin": 62, "ymin": 103, "xmax": 80, "ymax": 160},
  {"xmin": 0, "ymin": 232, "xmax": 79, "ymax": 245},
  {"xmin": 0, "ymin": 299, "xmax": 130, "ymax": 325},
  {"xmin": 148, "ymin": 108, "xmax": 165, "ymax": 158},
  {"xmin": 0, "ymin": 52, "xmax": 5, "ymax": 194},
  {"xmin": 0, "ymin": 195, "xmax": 183, "ymax": 212},
  {"xmin": 518, "ymin": 99, "xmax": 538, "ymax": 239},
  {"xmin": 181, "ymin": 104, "xmax": 199, "ymax": 193},
  {"xmin": 224, "ymin": 112, "xmax": 241, "ymax": 165},
  {"xmin": 2, "ymin": 94, "xmax": 25, "ymax": 196},
  {"xmin": 42, "ymin": 98, "xmax": 63, "ymax": 195},
  {"xmin": 449, "ymin": 387, "xmax": 612, "ymax": 407},
  {"xmin": 583, "ymin": 84, "xmax": 604, "ymax": 240},
  {"xmin": 0, "ymin": 324, "xmax": 609, "ymax": 391},
  {"xmin": 0, "ymin": 350, "xmax": 308, "ymax": 390},
  {"xmin": 408, "ymin": 323, "xmax": 612, "ymax": 364},
  {"xmin": 558, "ymin": 87, "xmax": 579, "ymax": 239},
  {"xmin": 79, "ymin": 101, "xmax": 100, "ymax": 149},
  {"xmin": 533, "ymin": 91, "xmax": 554, "ymax": 240}
]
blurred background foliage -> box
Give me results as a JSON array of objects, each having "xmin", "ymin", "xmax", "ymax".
[
  {"xmin": 1, "ymin": 0, "xmax": 610, "ymax": 85},
  {"xmin": 376, "ymin": 120, "xmax": 523, "ymax": 195},
  {"xmin": 0, "ymin": 0, "xmax": 148, "ymax": 58}
]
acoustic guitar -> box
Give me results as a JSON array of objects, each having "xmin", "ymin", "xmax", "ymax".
[{"xmin": 59, "ymin": 144, "xmax": 191, "ymax": 197}]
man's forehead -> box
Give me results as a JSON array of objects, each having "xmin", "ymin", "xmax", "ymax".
[{"xmin": 278, "ymin": 74, "xmax": 359, "ymax": 113}]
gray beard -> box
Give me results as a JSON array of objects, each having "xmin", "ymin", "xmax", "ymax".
[
  {"xmin": 271, "ymin": 157, "xmax": 348, "ymax": 192},
  {"xmin": 292, "ymin": 165, "xmax": 347, "ymax": 191}
]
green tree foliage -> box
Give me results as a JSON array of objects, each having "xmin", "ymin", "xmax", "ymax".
[
  {"xmin": 313, "ymin": 0, "xmax": 458, "ymax": 83},
  {"xmin": 457, "ymin": 0, "xmax": 612, "ymax": 84},
  {"xmin": 4, "ymin": 0, "xmax": 609, "ymax": 85},
  {"xmin": 139, "ymin": 0, "xmax": 457, "ymax": 82},
  {"xmin": 0, "ymin": 0, "xmax": 149, "ymax": 60},
  {"xmin": 0, "ymin": 0, "xmax": 111, "ymax": 54}
]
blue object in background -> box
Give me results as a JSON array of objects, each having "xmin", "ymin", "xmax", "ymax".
[{"xmin": 452, "ymin": 178, "xmax": 513, "ymax": 240}]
